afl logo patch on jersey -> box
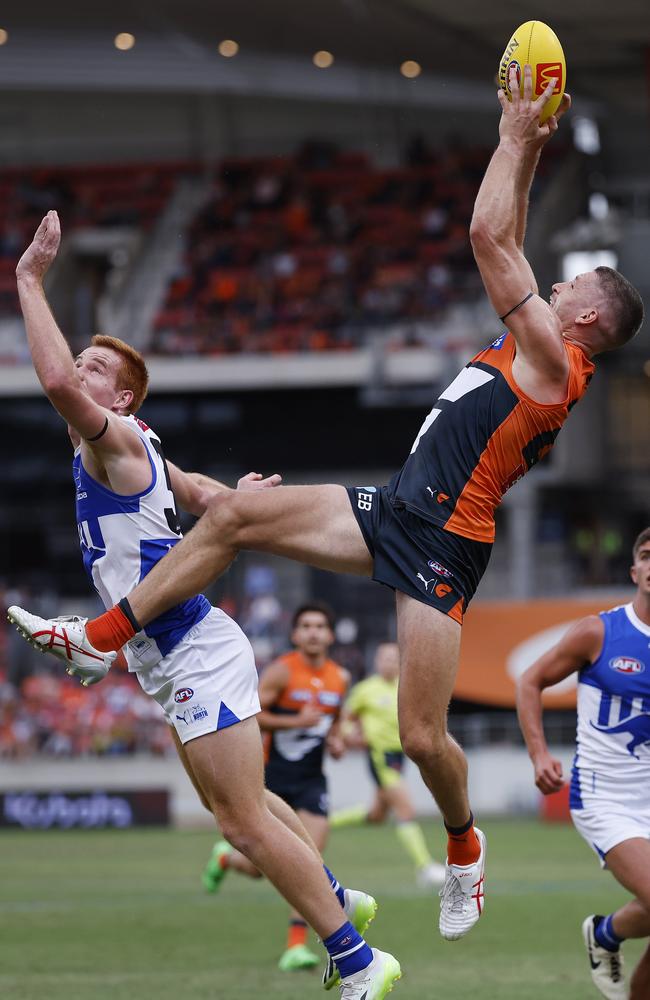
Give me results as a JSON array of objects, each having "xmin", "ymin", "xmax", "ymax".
[
  {"xmin": 490, "ymin": 333, "xmax": 507, "ymax": 350},
  {"xmin": 609, "ymin": 657, "xmax": 645, "ymax": 675},
  {"xmin": 174, "ymin": 687, "xmax": 194, "ymax": 704}
]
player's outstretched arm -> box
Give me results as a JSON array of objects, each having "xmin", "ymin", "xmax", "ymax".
[
  {"xmin": 16, "ymin": 212, "xmax": 143, "ymax": 461},
  {"xmin": 516, "ymin": 616, "xmax": 603, "ymax": 794},
  {"xmin": 167, "ymin": 464, "xmax": 283, "ymax": 517},
  {"xmin": 470, "ymin": 66, "xmax": 570, "ymax": 382},
  {"xmin": 514, "ymin": 92, "xmax": 571, "ymax": 252}
]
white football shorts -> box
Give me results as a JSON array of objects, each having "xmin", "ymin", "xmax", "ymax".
[
  {"xmin": 135, "ymin": 607, "xmax": 260, "ymax": 745},
  {"xmin": 571, "ymin": 769, "xmax": 650, "ymax": 867}
]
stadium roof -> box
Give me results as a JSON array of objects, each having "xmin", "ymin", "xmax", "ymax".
[{"xmin": 0, "ymin": 1, "xmax": 648, "ymax": 113}]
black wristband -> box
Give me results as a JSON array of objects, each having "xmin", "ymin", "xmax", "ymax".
[
  {"xmin": 499, "ymin": 291, "xmax": 534, "ymax": 324},
  {"xmin": 86, "ymin": 416, "xmax": 109, "ymax": 442}
]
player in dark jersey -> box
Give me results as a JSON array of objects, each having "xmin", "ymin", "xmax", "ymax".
[
  {"xmin": 22, "ymin": 66, "xmax": 645, "ymax": 945},
  {"xmin": 203, "ymin": 603, "xmax": 350, "ymax": 973}
]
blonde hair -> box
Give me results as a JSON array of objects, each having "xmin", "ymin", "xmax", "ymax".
[{"xmin": 91, "ymin": 334, "xmax": 149, "ymax": 413}]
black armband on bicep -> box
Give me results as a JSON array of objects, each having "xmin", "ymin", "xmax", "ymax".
[
  {"xmin": 85, "ymin": 416, "xmax": 109, "ymax": 442},
  {"xmin": 500, "ymin": 291, "xmax": 534, "ymax": 324}
]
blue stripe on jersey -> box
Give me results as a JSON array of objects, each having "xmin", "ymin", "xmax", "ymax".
[
  {"xmin": 569, "ymin": 756, "xmax": 583, "ymax": 809},
  {"xmin": 79, "ymin": 517, "xmax": 106, "ymax": 583},
  {"xmin": 139, "ymin": 538, "xmax": 211, "ymax": 657},
  {"xmin": 597, "ymin": 692, "xmax": 612, "ymax": 726},
  {"xmin": 619, "ymin": 698, "xmax": 633, "ymax": 721},
  {"xmin": 74, "ymin": 449, "xmax": 157, "ymax": 520}
]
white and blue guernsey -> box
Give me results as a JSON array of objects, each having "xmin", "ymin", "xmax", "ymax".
[
  {"xmin": 74, "ymin": 414, "xmax": 210, "ymax": 671},
  {"xmin": 571, "ymin": 603, "xmax": 650, "ymax": 816}
]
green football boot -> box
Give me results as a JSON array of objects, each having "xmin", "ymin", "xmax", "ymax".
[
  {"xmin": 278, "ymin": 943, "xmax": 321, "ymax": 971},
  {"xmin": 201, "ymin": 839, "xmax": 232, "ymax": 893}
]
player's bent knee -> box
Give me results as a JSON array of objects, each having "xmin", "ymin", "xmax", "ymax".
[
  {"xmin": 634, "ymin": 890, "xmax": 650, "ymax": 917},
  {"xmin": 401, "ymin": 728, "xmax": 450, "ymax": 766},
  {"xmin": 217, "ymin": 818, "xmax": 262, "ymax": 860},
  {"xmin": 203, "ymin": 492, "xmax": 247, "ymax": 544}
]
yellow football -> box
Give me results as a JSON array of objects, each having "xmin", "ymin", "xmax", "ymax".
[{"xmin": 498, "ymin": 21, "xmax": 566, "ymax": 122}]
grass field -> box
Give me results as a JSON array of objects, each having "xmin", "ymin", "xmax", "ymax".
[{"xmin": 0, "ymin": 818, "xmax": 641, "ymax": 999}]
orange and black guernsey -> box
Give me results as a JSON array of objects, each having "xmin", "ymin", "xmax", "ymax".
[
  {"xmin": 264, "ymin": 650, "xmax": 348, "ymax": 786},
  {"xmin": 388, "ymin": 332, "xmax": 595, "ymax": 544}
]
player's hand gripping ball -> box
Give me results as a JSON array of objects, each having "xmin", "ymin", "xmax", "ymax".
[{"xmin": 498, "ymin": 20, "xmax": 566, "ymax": 122}]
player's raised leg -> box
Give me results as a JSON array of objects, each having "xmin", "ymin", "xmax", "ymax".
[
  {"xmin": 76, "ymin": 485, "xmax": 373, "ymax": 654},
  {"xmin": 395, "ymin": 592, "xmax": 485, "ymax": 940}
]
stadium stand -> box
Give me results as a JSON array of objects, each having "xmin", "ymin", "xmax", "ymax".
[{"xmin": 152, "ymin": 144, "xmax": 494, "ymax": 355}]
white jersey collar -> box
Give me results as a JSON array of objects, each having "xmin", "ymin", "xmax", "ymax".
[{"xmin": 624, "ymin": 602, "xmax": 650, "ymax": 637}]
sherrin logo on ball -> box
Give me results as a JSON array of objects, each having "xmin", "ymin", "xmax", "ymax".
[
  {"xmin": 609, "ymin": 657, "xmax": 645, "ymax": 675},
  {"xmin": 174, "ymin": 687, "xmax": 194, "ymax": 703},
  {"xmin": 498, "ymin": 21, "xmax": 566, "ymax": 122}
]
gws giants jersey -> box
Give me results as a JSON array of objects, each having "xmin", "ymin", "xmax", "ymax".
[
  {"xmin": 264, "ymin": 651, "xmax": 347, "ymax": 783},
  {"xmin": 571, "ymin": 604, "xmax": 650, "ymax": 808},
  {"xmin": 388, "ymin": 334, "xmax": 594, "ymax": 544},
  {"xmin": 74, "ymin": 415, "xmax": 210, "ymax": 670}
]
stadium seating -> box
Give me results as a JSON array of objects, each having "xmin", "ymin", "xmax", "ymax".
[{"xmin": 151, "ymin": 146, "xmax": 493, "ymax": 356}]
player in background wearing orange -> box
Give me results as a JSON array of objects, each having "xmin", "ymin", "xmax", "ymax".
[
  {"xmin": 15, "ymin": 66, "xmax": 644, "ymax": 952},
  {"xmin": 203, "ymin": 603, "xmax": 355, "ymax": 977},
  {"xmin": 332, "ymin": 642, "xmax": 446, "ymax": 889}
]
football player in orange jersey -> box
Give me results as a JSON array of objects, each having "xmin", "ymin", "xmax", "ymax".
[
  {"xmin": 203, "ymin": 602, "xmax": 351, "ymax": 974},
  {"xmin": 17, "ymin": 65, "xmax": 644, "ymax": 949}
]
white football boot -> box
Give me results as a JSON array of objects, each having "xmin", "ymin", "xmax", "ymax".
[
  {"xmin": 338, "ymin": 948, "xmax": 401, "ymax": 999},
  {"xmin": 7, "ymin": 606, "xmax": 116, "ymax": 685},
  {"xmin": 323, "ymin": 889, "xmax": 378, "ymax": 990},
  {"xmin": 582, "ymin": 915, "xmax": 628, "ymax": 1000},
  {"xmin": 416, "ymin": 861, "xmax": 447, "ymax": 890},
  {"xmin": 439, "ymin": 827, "xmax": 486, "ymax": 941}
]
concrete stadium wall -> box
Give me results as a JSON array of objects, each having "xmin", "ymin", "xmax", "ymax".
[
  {"xmin": 0, "ymin": 90, "xmax": 497, "ymax": 167},
  {"xmin": 0, "ymin": 746, "xmax": 574, "ymax": 828}
]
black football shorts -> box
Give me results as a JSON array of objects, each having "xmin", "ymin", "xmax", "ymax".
[{"xmin": 347, "ymin": 485, "xmax": 492, "ymax": 623}]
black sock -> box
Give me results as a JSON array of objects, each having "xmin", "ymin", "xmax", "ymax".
[{"xmin": 444, "ymin": 812, "xmax": 474, "ymax": 837}]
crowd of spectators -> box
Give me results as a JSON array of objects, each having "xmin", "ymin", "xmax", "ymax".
[
  {"xmin": 0, "ymin": 136, "xmax": 566, "ymax": 361},
  {"xmin": 0, "ymin": 571, "xmax": 371, "ymax": 760},
  {"xmin": 0, "ymin": 666, "xmax": 172, "ymax": 759},
  {"xmin": 0, "ymin": 162, "xmax": 190, "ymax": 331},
  {"xmin": 152, "ymin": 138, "xmax": 492, "ymax": 356}
]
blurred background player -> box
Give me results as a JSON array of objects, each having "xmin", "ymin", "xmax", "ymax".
[
  {"xmin": 332, "ymin": 642, "xmax": 446, "ymax": 889},
  {"xmin": 203, "ymin": 602, "xmax": 351, "ymax": 973},
  {"xmin": 517, "ymin": 527, "xmax": 650, "ymax": 1000}
]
